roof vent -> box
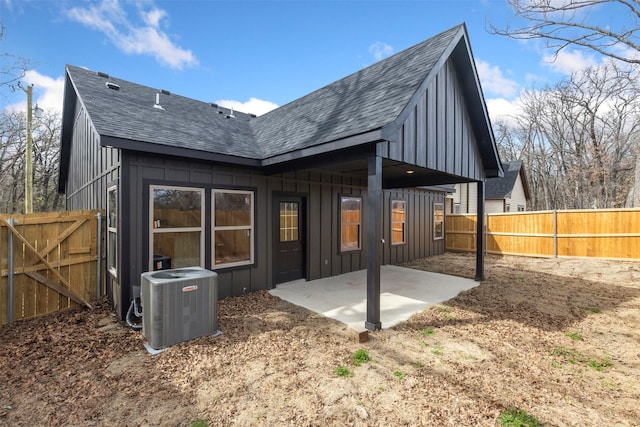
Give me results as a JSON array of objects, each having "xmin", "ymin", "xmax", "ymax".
[
  {"xmin": 160, "ymin": 89, "xmax": 171, "ymax": 95},
  {"xmin": 97, "ymin": 71, "xmax": 110, "ymax": 78},
  {"xmin": 153, "ymin": 93, "xmax": 165, "ymax": 110},
  {"xmin": 210, "ymin": 103, "xmax": 218, "ymax": 108},
  {"xmin": 105, "ymin": 82, "xmax": 120, "ymax": 91},
  {"xmin": 250, "ymin": 114, "xmax": 257, "ymax": 118},
  {"xmin": 226, "ymin": 107, "xmax": 235, "ymax": 119}
]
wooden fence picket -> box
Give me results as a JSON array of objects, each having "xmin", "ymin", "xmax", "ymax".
[{"xmin": 1, "ymin": 210, "xmax": 102, "ymax": 325}]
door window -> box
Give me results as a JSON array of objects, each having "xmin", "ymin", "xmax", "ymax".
[{"xmin": 279, "ymin": 202, "xmax": 299, "ymax": 242}]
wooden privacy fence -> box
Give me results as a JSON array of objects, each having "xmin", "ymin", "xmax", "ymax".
[
  {"xmin": 1, "ymin": 210, "xmax": 103, "ymax": 326},
  {"xmin": 446, "ymin": 208, "xmax": 640, "ymax": 259}
]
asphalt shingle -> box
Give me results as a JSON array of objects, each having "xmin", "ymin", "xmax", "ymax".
[
  {"xmin": 486, "ymin": 160, "xmax": 523, "ymax": 199},
  {"xmin": 65, "ymin": 25, "xmax": 463, "ymax": 161}
]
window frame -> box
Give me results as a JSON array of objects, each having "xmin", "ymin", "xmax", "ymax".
[
  {"xmin": 212, "ymin": 189, "xmax": 255, "ymax": 269},
  {"xmin": 433, "ymin": 201, "xmax": 444, "ymax": 240},
  {"xmin": 390, "ymin": 199, "xmax": 407, "ymax": 246},
  {"xmin": 339, "ymin": 195, "xmax": 362, "ymax": 253},
  {"xmin": 279, "ymin": 201, "xmax": 299, "ymax": 243},
  {"xmin": 107, "ymin": 185, "xmax": 118, "ymax": 278},
  {"xmin": 149, "ymin": 185, "xmax": 205, "ymax": 271}
]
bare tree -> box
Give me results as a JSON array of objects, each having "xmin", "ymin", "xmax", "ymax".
[
  {"xmin": 32, "ymin": 110, "xmax": 63, "ymax": 211},
  {"xmin": 1, "ymin": 23, "xmax": 31, "ymax": 91},
  {"xmin": 0, "ymin": 109, "xmax": 64, "ymax": 213},
  {"xmin": 489, "ymin": 0, "xmax": 640, "ymax": 65},
  {"xmin": 497, "ymin": 62, "xmax": 639, "ymax": 210}
]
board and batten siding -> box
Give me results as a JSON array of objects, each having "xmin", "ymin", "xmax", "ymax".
[
  {"xmin": 64, "ymin": 99, "xmax": 121, "ymax": 211},
  {"xmin": 118, "ymin": 153, "xmax": 445, "ymax": 316},
  {"xmin": 378, "ymin": 59, "xmax": 484, "ymax": 182},
  {"xmin": 383, "ymin": 188, "xmax": 445, "ymax": 265}
]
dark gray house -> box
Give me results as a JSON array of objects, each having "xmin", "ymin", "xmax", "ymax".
[{"xmin": 59, "ymin": 23, "xmax": 502, "ymax": 330}]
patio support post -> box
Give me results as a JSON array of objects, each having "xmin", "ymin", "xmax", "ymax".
[
  {"xmin": 365, "ymin": 155, "xmax": 382, "ymax": 331},
  {"xmin": 475, "ymin": 180, "xmax": 485, "ymax": 282}
]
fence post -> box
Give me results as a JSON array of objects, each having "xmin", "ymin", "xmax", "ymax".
[
  {"xmin": 96, "ymin": 212, "xmax": 102, "ymax": 300},
  {"xmin": 485, "ymin": 213, "xmax": 489, "ymax": 255},
  {"xmin": 7, "ymin": 218, "xmax": 14, "ymax": 324},
  {"xmin": 553, "ymin": 210, "xmax": 558, "ymax": 258}
]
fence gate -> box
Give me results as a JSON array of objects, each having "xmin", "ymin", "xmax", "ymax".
[{"xmin": 1, "ymin": 211, "xmax": 102, "ymax": 326}]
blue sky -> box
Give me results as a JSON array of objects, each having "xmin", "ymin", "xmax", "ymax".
[{"xmin": 0, "ymin": 0, "xmax": 624, "ymax": 120}]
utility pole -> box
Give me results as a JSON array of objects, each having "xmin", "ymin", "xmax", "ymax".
[
  {"xmin": 25, "ymin": 83, "xmax": 33, "ymax": 213},
  {"xmin": 17, "ymin": 82, "xmax": 42, "ymax": 214}
]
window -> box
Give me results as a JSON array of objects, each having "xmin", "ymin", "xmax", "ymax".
[
  {"xmin": 453, "ymin": 203, "xmax": 461, "ymax": 214},
  {"xmin": 433, "ymin": 202, "xmax": 444, "ymax": 240},
  {"xmin": 391, "ymin": 200, "xmax": 406, "ymax": 245},
  {"xmin": 517, "ymin": 205, "xmax": 525, "ymax": 212},
  {"xmin": 279, "ymin": 202, "xmax": 299, "ymax": 242},
  {"xmin": 107, "ymin": 185, "xmax": 117, "ymax": 277},
  {"xmin": 150, "ymin": 186, "xmax": 204, "ymax": 270},
  {"xmin": 505, "ymin": 204, "xmax": 511, "ymax": 212},
  {"xmin": 340, "ymin": 196, "xmax": 362, "ymax": 251},
  {"xmin": 213, "ymin": 189, "xmax": 254, "ymax": 268}
]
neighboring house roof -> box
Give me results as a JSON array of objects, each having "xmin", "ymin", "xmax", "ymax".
[
  {"xmin": 485, "ymin": 160, "xmax": 530, "ymax": 200},
  {"xmin": 60, "ymin": 23, "xmax": 502, "ymax": 190}
]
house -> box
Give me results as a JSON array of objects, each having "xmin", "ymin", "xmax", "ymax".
[
  {"xmin": 58, "ymin": 23, "xmax": 503, "ymax": 330},
  {"xmin": 446, "ymin": 160, "xmax": 529, "ymax": 214}
]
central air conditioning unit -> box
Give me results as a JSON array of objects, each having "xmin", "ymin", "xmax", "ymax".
[{"xmin": 141, "ymin": 267, "xmax": 218, "ymax": 350}]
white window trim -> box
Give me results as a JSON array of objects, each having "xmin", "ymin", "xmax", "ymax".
[
  {"xmin": 107, "ymin": 185, "xmax": 117, "ymax": 278},
  {"xmin": 340, "ymin": 195, "xmax": 362, "ymax": 252},
  {"xmin": 149, "ymin": 185, "xmax": 205, "ymax": 271},
  {"xmin": 212, "ymin": 189, "xmax": 255, "ymax": 269},
  {"xmin": 391, "ymin": 199, "xmax": 406, "ymax": 246},
  {"xmin": 433, "ymin": 202, "xmax": 445, "ymax": 240}
]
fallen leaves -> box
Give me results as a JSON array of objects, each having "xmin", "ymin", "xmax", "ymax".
[{"xmin": 1, "ymin": 254, "xmax": 640, "ymax": 426}]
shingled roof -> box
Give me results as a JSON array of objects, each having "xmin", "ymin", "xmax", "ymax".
[
  {"xmin": 486, "ymin": 160, "xmax": 530, "ymax": 199},
  {"xmin": 62, "ymin": 65, "xmax": 262, "ymax": 161},
  {"xmin": 60, "ymin": 23, "xmax": 500, "ymax": 185},
  {"xmin": 254, "ymin": 25, "xmax": 460, "ymax": 158}
]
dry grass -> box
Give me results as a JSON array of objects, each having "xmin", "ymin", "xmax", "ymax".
[{"xmin": 1, "ymin": 252, "xmax": 639, "ymax": 426}]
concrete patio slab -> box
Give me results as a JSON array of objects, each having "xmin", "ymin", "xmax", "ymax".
[{"xmin": 269, "ymin": 265, "xmax": 478, "ymax": 329}]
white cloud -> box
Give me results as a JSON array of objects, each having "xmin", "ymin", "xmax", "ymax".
[
  {"xmin": 476, "ymin": 60, "xmax": 520, "ymax": 98},
  {"xmin": 369, "ymin": 41, "xmax": 394, "ymax": 61},
  {"xmin": 542, "ymin": 48, "xmax": 598, "ymax": 75},
  {"xmin": 486, "ymin": 97, "xmax": 522, "ymax": 127},
  {"xmin": 216, "ymin": 98, "xmax": 279, "ymax": 117},
  {"xmin": 4, "ymin": 70, "xmax": 65, "ymax": 114},
  {"xmin": 67, "ymin": 0, "xmax": 198, "ymax": 70}
]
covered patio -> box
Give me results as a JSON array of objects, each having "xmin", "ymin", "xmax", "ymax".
[{"xmin": 269, "ymin": 265, "xmax": 478, "ymax": 329}]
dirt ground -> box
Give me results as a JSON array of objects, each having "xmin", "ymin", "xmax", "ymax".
[{"xmin": 1, "ymin": 253, "xmax": 639, "ymax": 426}]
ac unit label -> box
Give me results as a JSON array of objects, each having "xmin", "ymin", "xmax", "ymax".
[{"xmin": 182, "ymin": 285, "xmax": 198, "ymax": 292}]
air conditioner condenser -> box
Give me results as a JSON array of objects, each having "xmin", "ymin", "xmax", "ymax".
[{"xmin": 141, "ymin": 267, "xmax": 218, "ymax": 350}]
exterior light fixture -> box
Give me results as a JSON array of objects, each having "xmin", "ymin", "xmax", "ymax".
[
  {"xmin": 34, "ymin": 103, "xmax": 44, "ymax": 118},
  {"xmin": 406, "ymin": 170, "xmax": 415, "ymax": 174}
]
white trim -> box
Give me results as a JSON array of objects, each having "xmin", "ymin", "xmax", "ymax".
[
  {"xmin": 433, "ymin": 201, "xmax": 445, "ymax": 240},
  {"xmin": 340, "ymin": 195, "xmax": 362, "ymax": 252},
  {"xmin": 107, "ymin": 185, "xmax": 117, "ymax": 278},
  {"xmin": 391, "ymin": 199, "xmax": 406, "ymax": 245},
  {"xmin": 212, "ymin": 189, "xmax": 255, "ymax": 269},
  {"xmin": 149, "ymin": 185, "xmax": 205, "ymax": 271}
]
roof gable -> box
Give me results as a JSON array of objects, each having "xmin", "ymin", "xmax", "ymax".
[
  {"xmin": 60, "ymin": 23, "xmax": 502, "ymax": 182},
  {"xmin": 486, "ymin": 160, "xmax": 528, "ymax": 199},
  {"xmin": 253, "ymin": 25, "xmax": 462, "ymax": 159}
]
